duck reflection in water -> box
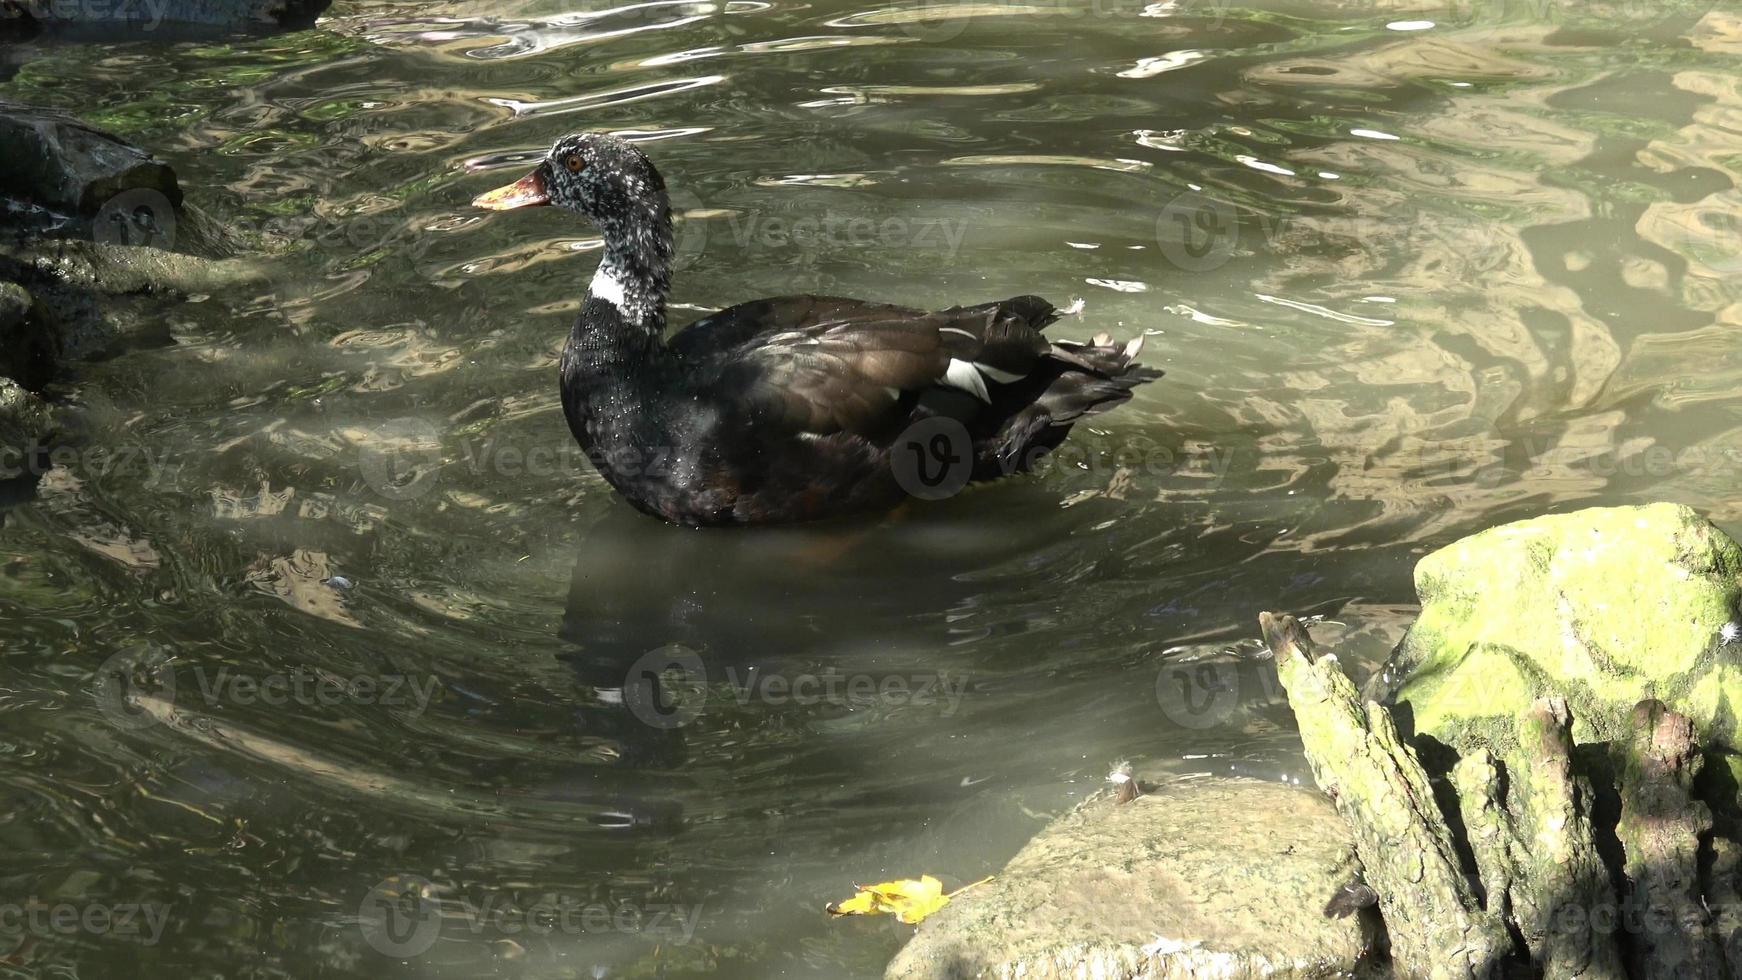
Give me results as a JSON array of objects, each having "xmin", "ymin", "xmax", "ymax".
[{"xmin": 554, "ymin": 500, "xmax": 1061, "ymax": 776}]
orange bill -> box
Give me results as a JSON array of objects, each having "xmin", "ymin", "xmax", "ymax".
[{"xmin": 472, "ymin": 169, "xmax": 550, "ymax": 210}]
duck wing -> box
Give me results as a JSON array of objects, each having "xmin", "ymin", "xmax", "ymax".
[{"xmin": 670, "ymin": 295, "xmax": 1062, "ymax": 436}]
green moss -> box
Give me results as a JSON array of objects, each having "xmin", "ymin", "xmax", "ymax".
[
  {"xmin": 1684, "ymin": 666, "xmax": 1742, "ymax": 744},
  {"xmin": 1402, "ymin": 644, "xmax": 1537, "ymax": 749},
  {"xmin": 1393, "ymin": 504, "xmax": 1742, "ymax": 760}
]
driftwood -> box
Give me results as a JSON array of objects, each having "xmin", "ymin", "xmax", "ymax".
[
  {"xmin": 1261, "ymin": 612, "xmax": 1742, "ymax": 980},
  {"xmin": 1260, "ymin": 611, "xmax": 1511, "ymax": 979}
]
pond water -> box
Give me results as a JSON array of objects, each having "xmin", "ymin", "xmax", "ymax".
[{"xmin": 2, "ymin": 0, "xmax": 1740, "ymax": 975}]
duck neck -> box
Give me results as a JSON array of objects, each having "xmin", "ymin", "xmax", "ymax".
[{"xmin": 570, "ymin": 197, "xmax": 674, "ymax": 372}]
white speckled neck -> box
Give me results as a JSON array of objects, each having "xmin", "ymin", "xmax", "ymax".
[
  {"xmin": 590, "ymin": 262, "xmax": 630, "ymax": 312},
  {"xmin": 587, "ymin": 254, "xmax": 663, "ymax": 328}
]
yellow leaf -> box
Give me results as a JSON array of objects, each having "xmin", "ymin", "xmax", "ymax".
[
  {"xmin": 825, "ymin": 888, "xmax": 886, "ymax": 917},
  {"xmin": 825, "ymin": 875, "xmax": 993, "ymax": 925}
]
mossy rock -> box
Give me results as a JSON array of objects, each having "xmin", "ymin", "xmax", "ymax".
[
  {"xmin": 885, "ymin": 779, "xmax": 1370, "ymax": 979},
  {"xmin": 1384, "ymin": 503, "xmax": 1742, "ymax": 762}
]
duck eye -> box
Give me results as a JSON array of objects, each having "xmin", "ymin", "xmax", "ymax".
[{"xmin": 564, "ymin": 154, "xmax": 585, "ymax": 174}]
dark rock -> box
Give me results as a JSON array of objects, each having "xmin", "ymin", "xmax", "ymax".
[
  {"xmin": 0, "ymin": 378, "xmax": 52, "ymax": 463},
  {"xmin": 0, "ymin": 280, "xmax": 57, "ymax": 389},
  {"xmin": 0, "ymin": 0, "xmax": 330, "ymax": 35},
  {"xmin": 0, "ymin": 102, "xmax": 266, "ymax": 393},
  {"xmin": 0, "ymin": 102, "xmax": 181, "ymax": 238},
  {"xmin": 0, "ymin": 103, "xmax": 265, "ymax": 505},
  {"xmin": 0, "ymin": 103, "xmax": 245, "ymax": 258}
]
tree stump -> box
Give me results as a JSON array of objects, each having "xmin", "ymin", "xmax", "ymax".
[
  {"xmin": 1616, "ymin": 699, "xmax": 1724, "ymax": 979},
  {"xmin": 1261, "ymin": 611, "xmax": 1511, "ymax": 979}
]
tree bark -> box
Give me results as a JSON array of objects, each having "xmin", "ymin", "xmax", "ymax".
[
  {"xmin": 1615, "ymin": 699, "xmax": 1724, "ymax": 980},
  {"xmin": 1703, "ymin": 837, "xmax": 1742, "ymax": 975},
  {"xmin": 1452, "ymin": 699, "xmax": 1625, "ymax": 978},
  {"xmin": 1515, "ymin": 698, "xmax": 1627, "ymax": 979},
  {"xmin": 1261, "ymin": 611, "xmax": 1512, "ymax": 980}
]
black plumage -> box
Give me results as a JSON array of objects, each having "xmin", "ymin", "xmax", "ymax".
[{"xmin": 474, "ymin": 133, "xmax": 1161, "ymax": 526}]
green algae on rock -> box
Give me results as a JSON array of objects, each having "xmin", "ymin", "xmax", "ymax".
[{"xmin": 1378, "ymin": 503, "xmax": 1742, "ymax": 759}]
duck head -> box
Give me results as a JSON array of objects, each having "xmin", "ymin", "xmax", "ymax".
[
  {"xmin": 474, "ymin": 133, "xmax": 676, "ymax": 325},
  {"xmin": 473, "ymin": 133, "xmax": 672, "ymax": 244}
]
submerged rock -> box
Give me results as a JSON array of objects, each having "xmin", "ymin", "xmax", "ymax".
[
  {"xmin": 0, "ymin": 281, "xmax": 56, "ymax": 387},
  {"xmin": 0, "ymin": 102, "xmax": 241, "ymax": 257},
  {"xmin": 1377, "ymin": 503, "xmax": 1742, "ymax": 760},
  {"xmin": 0, "ymin": 377, "xmax": 52, "ymax": 462},
  {"xmin": 0, "ymin": 281, "xmax": 55, "ymax": 459},
  {"xmin": 0, "ymin": 101, "xmax": 266, "ymax": 372},
  {"xmin": 0, "ymin": 240, "xmax": 266, "ymax": 368},
  {"xmin": 0, "ymin": 103, "xmax": 180, "ymax": 227},
  {"xmin": 885, "ymin": 778, "xmax": 1370, "ymax": 980},
  {"xmin": 0, "ymin": 0, "xmax": 329, "ymax": 35},
  {"xmin": 0, "ymin": 103, "xmax": 268, "ymax": 481}
]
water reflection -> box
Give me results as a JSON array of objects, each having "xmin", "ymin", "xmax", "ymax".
[{"xmin": 3, "ymin": 0, "xmax": 1742, "ymax": 974}]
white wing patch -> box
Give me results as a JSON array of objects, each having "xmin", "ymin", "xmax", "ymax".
[
  {"xmin": 944, "ymin": 359, "xmax": 992, "ymax": 402},
  {"xmin": 935, "ymin": 325, "xmax": 1030, "ymax": 395}
]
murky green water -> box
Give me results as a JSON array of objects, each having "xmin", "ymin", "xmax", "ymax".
[{"xmin": 2, "ymin": 0, "xmax": 1740, "ymax": 974}]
